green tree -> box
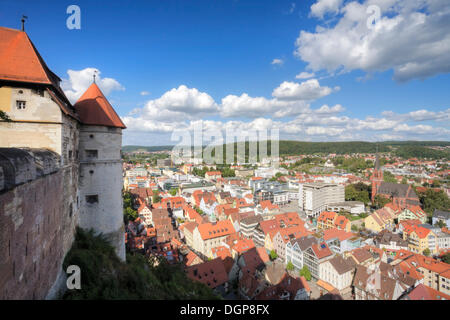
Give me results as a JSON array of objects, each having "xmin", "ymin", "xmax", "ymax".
[
  {"xmin": 423, "ymin": 248, "xmax": 431, "ymax": 257},
  {"xmin": 435, "ymin": 220, "xmax": 446, "ymax": 228},
  {"xmin": 299, "ymin": 266, "xmax": 312, "ymax": 281},
  {"xmin": 346, "ymin": 184, "xmax": 370, "ymax": 206},
  {"xmin": 383, "ymin": 171, "xmax": 397, "ymax": 183},
  {"xmin": 351, "ymin": 224, "xmax": 358, "ymax": 232},
  {"xmin": 442, "ymin": 253, "xmax": 450, "ymax": 264},
  {"xmin": 124, "ymin": 207, "xmax": 137, "ymax": 223},
  {"xmin": 152, "ymin": 190, "xmax": 162, "ymax": 204},
  {"xmin": 417, "ymin": 189, "xmax": 450, "ymax": 215},
  {"xmin": 286, "ymin": 261, "xmax": 294, "ymax": 271},
  {"xmin": 269, "ymin": 250, "xmax": 278, "ymax": 260},
  {"xmin": 169, "ymin": 188, "xmax": 178, "ymax": 196},
  {"xmin": 373, "ymin": 195, "xmax": 391, "ymax": 209}
]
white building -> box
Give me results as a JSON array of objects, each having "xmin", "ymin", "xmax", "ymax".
[
  {"xmin": 326, "ymin": 201, "xmax": 365, "ymax": 215},
  {"xmin": 320, "ymin": 256, "xmax": 355, "ymax": 294},
  {"xmin": 298, "ymin": 182, "xmax": 345, "ymax": 218}
]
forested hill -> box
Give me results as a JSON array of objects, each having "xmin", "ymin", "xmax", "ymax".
[
  {"xmin": 122, "ymin": 145, "xmax": 174, "ymax": 153},
  {"xmin": 123, "ymin": 141, "xmax": 449, "ymax": 159}
]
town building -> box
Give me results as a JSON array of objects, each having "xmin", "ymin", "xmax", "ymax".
[{"xmin": 298, "ymin": 182, "xmax": 344, "ymax": 218}]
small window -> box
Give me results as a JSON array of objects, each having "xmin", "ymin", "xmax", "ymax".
[
  {"xmin": 16, "ymin": 100, "xmax": 26, "ymax": 110},
  {"xmin": 85, "ymin": 150, "xmax": 98, "ymax": 159},
  {"xmin": 89, "ymin": 134, "xmax": 94, "ymax": 139},
  {"xmin": 68, "ymin": 150, "xmax": 72, "ymax": 160},
  {"xmin": 33, "ymin": 89, "xmax": 44, "ymax": 97},
  {"xmin": 86, "ymin": 195, "xmax": 99, "ymax": 204}
]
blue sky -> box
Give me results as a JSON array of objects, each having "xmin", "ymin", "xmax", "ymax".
[{"xmin": 1, "ymin": 0, "xmax": 449, "ymax": 145}]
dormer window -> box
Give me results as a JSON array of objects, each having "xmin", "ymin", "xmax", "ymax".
[{"xmin": 16, "ymin": 100, "xmax": 26, "ymax": 110}]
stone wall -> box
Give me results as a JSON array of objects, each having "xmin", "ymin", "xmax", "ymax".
[{"xmin": 0, "ymin": 148, "xmax": 78, "ymax": 299}]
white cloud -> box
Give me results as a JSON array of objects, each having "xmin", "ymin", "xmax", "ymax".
[
  {"xmin": 220, "ymin": 93, "xmax": 308, "ymax": 119},
  {"xmin": 310, "ymin": 0, "xmax": 344, "ymax": 19},
  {"xmin": 139, "ymin": 85, "xmax": 219, "ymax": 121},
  {"xmin": 140, "ymin": 91, "xmax": 150, "ymax": 96},
  {"xmin": 297, "ymin": 0, "xmax": 450, "ymax": 82},
  {"xmin": 62, "ymin": 67, "xmax": 124, "ymax": 103},
  {"xmin": 272, "ymin": 79, "xmax": 339, "ymax": 101},
  {"xmin": 296, "ymin": 72, "xmax": 316, "ymax": 79},
  {"xmin": 316, "ymin": 104, "xmax": 345, "ymax": 114},
  {"xmin": 382, "ymin": 108, "xmax": 450, "ymax": 122},
  {"xmin": 271, "ymin": 58, "xmax": 284, "ymax": 66}
]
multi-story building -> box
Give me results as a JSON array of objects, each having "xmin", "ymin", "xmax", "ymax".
[
  {"xmin": 272, "ymin": 226, "xmax": 308, "ymax": 261},
  {"xmin": 364, "ymin": 207, "xmax": 397, "ymax": 233},
  {"xmin": 273, "ymin": 191, "xmax": 289, "ymax": 205},
  {"xmin": 192, "ymin": 220, "xmax": 236, "ymax": 258},
  {"xmin": 298, "ymin": 182, "xmax": 344, "ymax": 218},
  {"xmin": 303, "ymin": 242, "xmax": 334, "ymax": 280},
  {"xmin": 239, "ymin": 215, "xmax": 264, "ymax": 239},
  {"xmin": 317, "ymin": 211, "xmax": 351, "ymax": 232},
  {"xmin": 320, "ymin": 255, "xmax": 356, "ymax": 296},
  {"xmin": 391, "ymin": 250, "xmax": 450, "ymax": 295},
  {"xmin": 397, "ymin": 206, "xmax": 427, "ymax": 224},
  {"xmin": 285, "ymin": 235, "xmax": 318, "ymax": 271},
  {"xmin": 402, "ymin": 224, "xmax": 438, "ymax": 254}
]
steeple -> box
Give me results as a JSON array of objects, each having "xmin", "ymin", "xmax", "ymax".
[
  {"xmin": 371, "ymin": 144, "xmax": 383, "ymax": 202},
  {"xmin": 374, "ymin": 145, "xmax": 380, "ymax": 170}
]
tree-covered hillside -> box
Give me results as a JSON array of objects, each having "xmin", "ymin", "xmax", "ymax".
[{"xmin": 63, "ymin": 228, "xmax": 219, "ymax": 300}]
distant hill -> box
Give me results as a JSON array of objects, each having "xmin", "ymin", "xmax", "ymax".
[
  {"xmin": 122, "ymin": 145, "xmax": 174, "ymax": 153},
  {"xmin": 123, "ymin": 141, "xmax": 449, "ymax": 159}
]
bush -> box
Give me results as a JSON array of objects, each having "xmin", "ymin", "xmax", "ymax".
[
  {"xmin": 269, "ymin": 250, "xmax": 278, "ymax": 260},
  {"xmin": 286, "ymin": 261, "xmax": 294, "ymax": 271},
  {"xmin": 299, "ymin": 266, "xmax": 312, "ymax": 281}
]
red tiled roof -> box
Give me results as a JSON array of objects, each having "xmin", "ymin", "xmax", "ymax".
[
  {"xmin": 197, "ymin": 220, "xmax": 235, "ymax": 240},
  {"xmin": 322, "ymin": 228, "xmax": 355, "ymax": 241},
  {"xmin": 212, "ymin": 246, "xmax": 232, "ymax": 259},
  {"xmin": 0, "ymin": 27, "xmax": 59, "ymax": 85},
  {"xmin": 186, "ymin": 258, "xmax": 228, "ymax": 289},
  {"xmin": 408, "ymin": 284, "xmax": 450, "ymax": 300},
  {"xmin": 311, "ymin": 242, "xmax": 333, "ymax": 259},
  {"xmin": 74, "ymin": 83, "xmax": 126, "ymax": 128}
]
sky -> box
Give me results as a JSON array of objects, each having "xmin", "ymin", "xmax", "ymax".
[{"xmin": 1, "ymin": 0, "xmax": 449, "ymax": 146}]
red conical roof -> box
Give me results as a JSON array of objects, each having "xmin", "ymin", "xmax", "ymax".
[
  {"xmin": 74, "ymin": 83, "xmax": 126, "ymax": 129},
  {"xmin": 0, "ymin": 27, "xmax": 61, "ymax": 85}
]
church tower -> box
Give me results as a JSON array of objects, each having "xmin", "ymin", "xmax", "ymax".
[
  {"xmin": 371, "ymin": 150, "xmax": 383, "ymax": 202},
  {"xmin": 74, "ymin": 81, "xmax": 126, "ymax": 261}
]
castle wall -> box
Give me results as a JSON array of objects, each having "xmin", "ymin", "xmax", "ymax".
[
  {"xmin": 0, "ymin": 86, "xmax": 63, "ymax": 154},
  {"xmin": 0, "ymin": 149, "xmax": 78, "ymax": 300},
  {"xmin": 78, "ymin": 125, "xmax": 125, "ymax": 261}
]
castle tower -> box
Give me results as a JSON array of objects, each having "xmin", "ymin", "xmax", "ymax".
[
  {"xmin": 74, "ymin": 82, "xmax": 126, "ymax": 261},
  {"xmin": 371, "ymin": 150, "xmax": 383, "ymax": 202}
]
